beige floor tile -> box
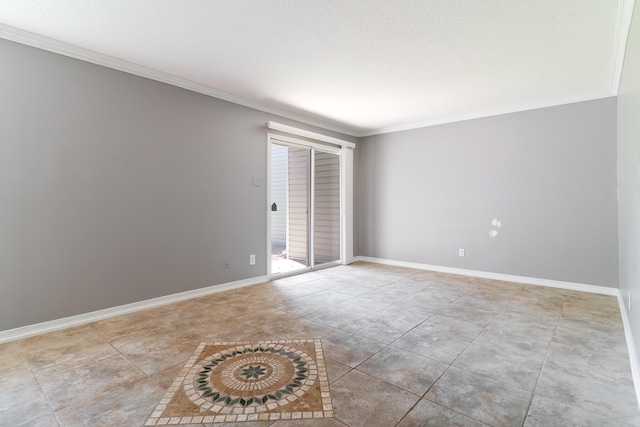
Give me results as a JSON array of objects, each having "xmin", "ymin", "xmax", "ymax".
[
  {"xmin": 535, "ymin": 361, "xmax": 640, "ymax": 421},
  {"xmin": 293, "ymin": 277, "xmax": 342, "ymax": 291},
  {"xmin": 341, "ymin": 311, "xmax": 425, "ymax": 344},
  {"xmin": 484, "ymin": 311, "xmax": 557, "ymax": 339},
  {"xmin": 504, "ymin": 297, "xmax": 564, "ymax": 319},
  {"xmin": 91, "ymin": 312, "xmax": 186, "ymax": 354},
  {"xmin": 425, "ymin": 366, "xmax": 531, "ymax": 427},
  {"xmin": 356, "ymin": 287, "xmax": 416, "ymax": 305},
  {"xmin": 271, "ymin": 283, "xmax": 325, "ymax": 300},
  {"xmin": 374, "ymin": 303, "xmax": 434, "ymax": 326},
  {"xmin": 449, "ymin": 293, "xmax": 508, "ymax": 313},
  {"xmin": 392, "ymin": 292, "xmax": 459, "ymax": 312},
  {"xmin": 20, "ymin": 324, "xmax": 118, "ymax": 373},
  {"xmin": 18, "ymin": 410, "xmax": 60, "ymax": 427},
  {"xmin": 321, "ymin": 331, "xmax": 385, "ymax": 368},
  {"xmin": 121, "ymin": 333, "xmax": 200, "ymax": 376},
  {"xmin": 330, "ymin": 296, "xmax": 394, "ymax": 314},
  {"xmin": 163, "ymin": 300, "xmax": 228, "ymax": 331},
  {"xmin": 545, "ymin": 340, "xmax": 633, "ymax": 386},
  {"xmin": 265, "ymin": 318, "xmax": 339, "ymax": 340},
  {"xmin": 0, "ymin": 364, "xmax": 53, "ymax": 426},
  {"xmin": 190, "ymin": 291, "xmax": 251, "ymax": 310},
  {"xmin": 0, "ymin": 397, "xmax": 53, "ymax": 427},
  {"xmin": 53, "ymin": 377, "xmax": 164, "ymax": 427},
  {"xmin": 276, "ymin": 290, "xmax": 354, "ymax": 317},
  {"xmin": 36, "ymin": 354, "xmax": 146, "ymax": 411},
  {"xmin": 89, "ymin": 307, "xmax": 178, "ymax": 338},
  {"xmin": 0, "ymin": 341, "xmax": 26, "ymax": 371},
  {"xmin": 397, "ymin": 399, "xmax": 489, "ymax": 427},
  {"xmin": 234, "ymin": 308, "xmax": 300, "ymax": 330},
  {"xmin": 524, "ymin": 395, "xmax": 640, "ymax": 427},
  {"xmin": 187, "ymin": 318, "xmax": 265, "ymax": 342},
  {"xmin": 383, "ymin": 298, "xmax": 439, "ymax": 319},
  {"xmin": 303, "ymin": 306, "xmax": 371, "ymax": 329},
  {"xmin": 414, "ymin": 314, "xmax": 485, "ymax": 341},
  {"xmin": 242, "ymin": 330, "xmax": 286, "ymax": 341},
  {"xmin": 324, "ymin": 357, "xmax": 352, "ymax": 384},
  {"xmin": 392, "ymin": 323, "xmax": 475, "ymax": 365},
  {"xmin": 435, "ymin": 304, "xmax": 497, "ymax": 327},
  {"xmin": 331, "ymin": 370, "xmax": 419, "ymax": 427},
  {"xmin": 152, "ymin": 363, "xmax": 186, "ymax": 389},
  {"xmin": 357, "ymin": 346, "xmax": 447, "ymax": 395},
  {"xmin": 453, "ymin": 338, "xmax": 545, "ymax": 392},
  {"xmin": 381, "ymin": 278, "xmax": 432, "ymax": 293}
]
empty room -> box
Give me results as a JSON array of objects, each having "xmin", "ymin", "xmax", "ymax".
[{"xmin": 1, "ymin": 1, "xmax": 640, "ymax": 426}]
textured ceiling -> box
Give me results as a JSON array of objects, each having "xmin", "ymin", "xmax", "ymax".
[{"xmin": 0, "ymin": 1, "xmax": 633, "ymax": 136}]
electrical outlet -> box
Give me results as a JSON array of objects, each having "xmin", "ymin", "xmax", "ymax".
[
  {"xmin": 459, "ymin": 248, "xmax": 465, "ymax": 257},
  {"xmin": 223, "ymin": 258, "xmax": 230, "ymax": 269},
  {"xmin": 250, "ymin": 254, "xmax": 256, "ymax": 265}
]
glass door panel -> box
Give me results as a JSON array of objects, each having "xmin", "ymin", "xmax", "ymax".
[
  {"xmin": 313, "ymin": 150, "xmax": 341, "ymax": 266},
  {"xmin": 270, "ymin": 143, "xmax": 309, "ymax": 275}
]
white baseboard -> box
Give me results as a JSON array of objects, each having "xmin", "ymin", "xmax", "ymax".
[
  {"xmin": 355, "ymin": 256, "xmax": 618, "ymax": 295},
  {"xmin": 0, "ymin": 275, "xmax": 268, "ymax": 344},
  {"xmin": 617, "ymin": 292, "xmax": 640, "ymax": 411},
  {"xmin": 355, "ymin": 255, "xmax": 640, "ymax": 410}
]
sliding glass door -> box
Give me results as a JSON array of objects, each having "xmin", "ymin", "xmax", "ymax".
[{"xmin": 269, "ymin": 138, "xmax": 341, "ymax": 277}]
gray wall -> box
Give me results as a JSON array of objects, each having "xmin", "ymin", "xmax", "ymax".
[
  {"xmin": 0, "ymin": 38, "xmax": 355, "ymax": 331},
  {"xmin": 357, "ymin": 98, "xmax": 618, "ymax": 287},
  {"xmin": 618, "ymin": 3, "xmax": 640, "ymax": 361},
  {"xmin": 0, "ymin": 31, "xmax": 622, "ymax": 332}
]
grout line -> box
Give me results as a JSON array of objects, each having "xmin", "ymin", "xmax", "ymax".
[
  {"xmin": 392, "ymin": 396, "xmax": 424, "ymax": 426},
  {"xmin": 19, "ymin": 344, "xmax": 60, "ymax": 426},
  {"xmin": 519, "ymin": 297, "xmax": 568, "ymax": 426}
]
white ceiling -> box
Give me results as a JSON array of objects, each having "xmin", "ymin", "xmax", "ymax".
[{"xmin": 0, "ymin": 1, "xmax": 634, "ymax": 136}]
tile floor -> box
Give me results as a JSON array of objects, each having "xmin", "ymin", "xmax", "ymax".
[{"xmin": 1, "ymin": 262, "xmax": 639, "ymax": 426}]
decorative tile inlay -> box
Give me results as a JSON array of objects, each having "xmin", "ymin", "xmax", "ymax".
[{"xmin": 145, "ymin": 339, "xmax": 333, "ymax": 425}]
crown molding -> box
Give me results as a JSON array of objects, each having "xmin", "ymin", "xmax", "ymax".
[
  {"xmin": 0, "ymin": 23, "xmax": 362, "ymax": 138},
  {"xmin": 611, "ymin": 0, "xmax": 636, "ymax": 94},
  {"xmin": 362, "ymin": 92, "xmax": 616, "ymax": 137},
  {"xmin": 0, "ymin": 12, "xmax": 629, "ymax": 140}
]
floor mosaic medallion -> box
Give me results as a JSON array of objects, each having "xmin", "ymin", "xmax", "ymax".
[{"xmin": 145, "ymin": 339, "xmax": 333, "ymax": 425}]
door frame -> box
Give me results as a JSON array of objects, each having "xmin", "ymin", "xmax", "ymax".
[{"xmin": 266, "ymin": 132, "xmax": 352, "ymax": 279}]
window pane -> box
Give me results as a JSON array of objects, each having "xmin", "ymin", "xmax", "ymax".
[{"xmin": 314, "ymin": 151, "xmax": 340, "ymax": 265}]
